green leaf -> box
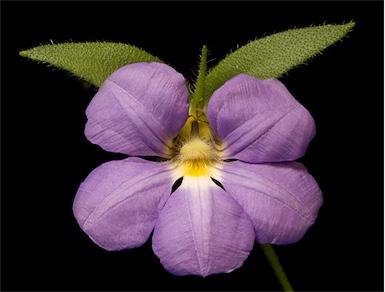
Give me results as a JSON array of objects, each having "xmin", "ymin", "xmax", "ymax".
[
  {"xmin": 204, "ymin": 22, "xmax": 355, "ymax": 104},
  {"xmin": 20, "ymin": 42, "xmax": 164, "ymax": 87}
]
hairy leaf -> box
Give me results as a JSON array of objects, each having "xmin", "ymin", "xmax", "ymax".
[
  {"xmin": 204, "ymin": 22, "xmax": 355, "ymax": 104},
  {"xmin": 20, "ymin": 42, "xmax": 164, "ymax": 87}
]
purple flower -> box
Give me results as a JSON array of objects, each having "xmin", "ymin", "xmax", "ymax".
[{"xmin": 73, "ymin": 62, "xmax": 323, "ymax": 277}]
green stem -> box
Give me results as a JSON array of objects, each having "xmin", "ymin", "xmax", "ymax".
[
  {"xmin": 190, "ymin": 45, "xmax": 208, "ymax": 117},
  {"xmin": 260, "ymin": 244, "xmax": 294, "ymax": 291}
]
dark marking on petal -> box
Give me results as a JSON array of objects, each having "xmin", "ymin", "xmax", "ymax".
[
  {"xmin": 223, "ymin": 159, "xmax": 238, "ymax": 162},
  {"xmin": 171, "ymin": 177, "xmax": 183, "ymax": 194},
  {"xmin": 211, "ymin": 177, "xmax": 226, "ymax": 191},
  {"xmin": 138, "ymin": 156, "xmax": 169, "ymax": 162}
]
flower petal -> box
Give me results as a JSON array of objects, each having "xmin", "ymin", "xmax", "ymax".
[
  {"xmin": 85, "ymin": 62, "xmax": 189, "ymax": 157},
  {"xmin": 152, "ymin": 176, "xmax": 255, "ymax": 277},
  {"xmin": 73, "ymin": 157, "xmax": 176, "ymax": 251},
  {"xmin": 221, "ymin": 161, "xmax": 323, "ymax": 244},
  {"xmin": 207, "ymin": 74, "xmax": 315, "ymax": 163}
]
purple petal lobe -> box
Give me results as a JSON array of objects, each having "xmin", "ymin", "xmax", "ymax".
[
  {"xmin": 152, "ymin": 176, "xmax": 255, "ymax": 276},
  {"xmin": 85, "ymin": 62, "xmax": 189, "ymax": 157},
  {"xmin": 73, "ymin": 157, "xmax": 175, "ymax": 251},
  {"xmin": 207, "ymin": 74, "xmax": 316, "ymax": 163},
  {"xmin": 221, "ymin": 161, "xmax": 323, "ymax": 244}
]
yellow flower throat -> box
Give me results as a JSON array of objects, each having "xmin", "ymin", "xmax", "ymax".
[{"xmin": 172, "ymin": 116, "xmax": 221, "ymax": 177}]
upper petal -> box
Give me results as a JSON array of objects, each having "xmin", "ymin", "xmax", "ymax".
[
  {"xmin": 207, "ymin": 74, "xmax": 315, "ymax": 163},
  {"xmin": 221, "ymin": 161, "xmax": 323, "ymax": 244},
  {"xmin": 152, "ymin": 176, "xmax": 255, "ymax": 277},
  {"xmin": 85, "ymin": 62, "xmax": 189, "ymax": 157},
  {"xmin": 73, "ymin": 157, "xmax": 176, "ymax": 251}
]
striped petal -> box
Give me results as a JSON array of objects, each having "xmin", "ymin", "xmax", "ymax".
[
  {"xmin": 73, "ymin": 157, "xmax": 175, "ymax": 251},
  {"xmin": 221, "ymin": 161, "xmax": 323, "ymax": 244},
  {"xmin": 207, "ymin": 74, "xmax": 315, "ymax": 163},
  {"xmin": 152, "ymin": 176, "xmax": 255, "ymax": 276},
  {"xmin": 85, "ymin": 62, "xmax": 189, "ymax": 158}
]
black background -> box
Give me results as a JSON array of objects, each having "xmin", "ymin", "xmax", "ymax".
[{"xmin": 1, "ymin": 1, "xmax": 384, "ymax": 291}]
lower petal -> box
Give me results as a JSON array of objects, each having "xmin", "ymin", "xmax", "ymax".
[
  {"xmin": 152, "ymin": 176, "xmax": 255, "ymax": 277},
  {"xmin": 221, "ymin": 161, "xmax": 323, "ymax": 244},
  {"xmin": 73, "ymin": 157, "xmax": 175, "ymax": 251}
]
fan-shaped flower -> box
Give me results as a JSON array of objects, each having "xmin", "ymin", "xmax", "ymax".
[{"xmin": 73, "ymin": 62, "xmax": 323, "ymax": 277}]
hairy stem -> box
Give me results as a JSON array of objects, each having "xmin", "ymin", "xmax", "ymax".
[
  {"xmin": 260, "ymin": 244, "xmax": 294, "ymax": 291},
  {"xmin": 190, "ymin": 45, "xmax": 208, "ymax": 118}
]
